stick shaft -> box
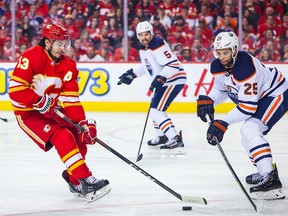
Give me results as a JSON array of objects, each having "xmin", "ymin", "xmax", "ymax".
[
  {"xmin": 54, "ymin": 109, "xmax": 207, "ymax": 205},
  {"xmin": 217, "ymin": 143, "xmax": 257, "ymax": 212}
]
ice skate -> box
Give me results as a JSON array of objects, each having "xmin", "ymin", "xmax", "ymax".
[
  {"xmin": 80, "ymin": 175, "xmax": 111, "ymax": 203},
  {"xmin": 246, "ymin": 163, "xmax": 277, "ymax": 185},
  {"xmin": 246, "ymin": 172, "xmax": 262, "ymax": 185},
  {"xmin": 147, "ymin": 135, "xmax": 168, "ymax": 147},
  {"xmin": 160, "ymin": 131, "xmax": 185, "ymax": 155},
  {"xmin": 62, "ymin": 170, "xmax": 85, "ymax": 198},
  {"xmin": 250, "ymin": 167, "xmax": 285, "ymax": 200}
]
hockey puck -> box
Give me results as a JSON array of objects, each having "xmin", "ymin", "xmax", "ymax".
[{"xmin": 182, "ymin": 206, "xmax": 192, "ymax": 211}]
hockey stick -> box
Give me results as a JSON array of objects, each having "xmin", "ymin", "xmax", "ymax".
[
  {"xmin": 0, "ymin": 117, "xmax": 8, "ymax": 122},
  {"xmin": 136, "ymin": 91, "xmax": 154, "ymax": 162},
  {"xmin": 214, "ymin": 138, "xmax": 257, "ymax": 212},
  {"xmin": 55, "ymin": 109, "xmax": 207, "ymax": 205}
]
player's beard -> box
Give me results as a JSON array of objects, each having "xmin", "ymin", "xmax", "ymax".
[
  {"xmin": 48, "ymin": 49, "xmax": 63, "ymax": 63},
  {"xmin": 221, "ymin": 59, "xmax": 233, "ymax": 68}
]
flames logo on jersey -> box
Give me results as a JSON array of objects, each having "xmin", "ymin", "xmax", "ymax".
[
  {"xmin": 31, "ymin": 74, "xmax": 62, "ymax": 97},
  {"xmin": 226, "ymin": 84, "xmax": 239, "ymax": 104},
  {"xmin": 144, "ymin": 58, "xmax": 153, "ymax": 76}
]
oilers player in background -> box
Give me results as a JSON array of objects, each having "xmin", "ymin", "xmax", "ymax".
[
  {"xmin": 118, "ymin": 21, "xmax": 187, "ymax": 155},
  {"xmin": 8, "ymin": 23, "xmax": 110, "ymax": 202},
  {"xmin": 197, "ymin": 31, "xmax": 288, "ymax": 200}
]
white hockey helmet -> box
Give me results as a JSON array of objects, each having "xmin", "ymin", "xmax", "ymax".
[
  {"xmin": 136, "ymin": 21, "xmax": 153, "ymax": 40},
  {"xmin": 213, "ymin": 31, "xmax": 239, "ymax": 59}
]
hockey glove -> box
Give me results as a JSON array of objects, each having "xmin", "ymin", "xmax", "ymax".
[
  {"xmin": 148, "ymin": 75, "xmax": 167, "ymax": 95},
  {"xmin": 207, "ymin": 120, "xmax": 229, "ymax": 146},
  {"xmin": 33, "ymin": 94, "xmax": 61, "ymax": 119},
  {"xmin": 78, "ymin": 119, "xmax": 97, "ymax": 145},
  {"xmin": 197, "ymin": 95, "xmax": 214, "ymax": 122},
  {"xmin": 118, "ymin": 68, "xmax": 137, "ymax": 85}
]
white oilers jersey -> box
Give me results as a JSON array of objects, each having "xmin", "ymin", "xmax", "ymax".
[
  {"xmin": 209, "ymin": 51, "xmax": 288, "ymax": 125},
  {"xmin": 134, "ymin": 37, "xmax": 187, "ymax": 86}
]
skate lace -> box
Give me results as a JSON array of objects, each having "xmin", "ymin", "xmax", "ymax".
[
  {"xmin": 151, "ymin": 136, "xmax": 160, "ymax": 144},
  {"xmin": 257, "ymin": 173, "xmax": 271, "ymax": 187},
  {"xmin": 85, "ymin": 175, "xmax": 98, "ymax": 184},
  {"xmin": 251, "ymin": 173, "xmax": 262, "ymax": 182}
]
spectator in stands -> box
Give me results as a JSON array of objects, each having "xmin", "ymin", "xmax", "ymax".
[
  {"xmin": 107, "ymin": 16, "xmax": 122, "ymax": 48},
  {"xmin": 257, "ymin": 40, "xmax": 281, "ymax": 62},
  {"xmin": 30, "ymin": 36, "xmax": 39, "ymax": 47},
  {"xmin": 169, "ymin": 15, "xmax": 190, "ymax": 38},
  {"xmin": 181, "ymin": 46, "xmax": 192, "ymax": 62},
  {"xmin": 98, "ymin": 38, "xmax": 115, "ymax": 61},
  {"xmin": 258, "ymin": 7, "xmax": 282, "ymax": 28},
  {"xmin": 0, "ymin": 46, "xmax": 10, "ymax": 60},
  {"xmin": 114, "ymin": 39, "xmax": 139, "ymax": 62},
  {"xmin": 45, "ymin": 3, "xmax": 64, "ymax": 24},
  {"xmin": 188, "ymin": 26, "xmax": 210, "ymax": 49},
  {"xmin": 27, "ymin": 3, "xmax": 44, "ymax": 30},
  {"xmin": 134, "ymin": 0, "xmax": 155, "ymax": 17},
  {"xmin": 0, "ymin": 14, "xmax": 9, "ymax": 46},
  {"xmin": 98, "ymin": 0, "xmax": 115, "ymax": 18},
  {"xmin": 63, "ymin": 14, "xmax": 80, "ymax": 42},
  {"xmin": 73, "ymin": 38, "xmax": 87, "ymax": 61},
  {"xmin": 79, "ymin": 30, "xmax": 94, "ymax": 50},
  {"xmin": 15, "ymin": 27, "xmax": 30, "ymax": 48},
  {"xmin": 151, "ymin": 15, "xmax": 167, "ymax": 40},
  {"xmin": 282, "ymin": 44, "xmax": 288, "ymax": 62},
  {"xmin": 84, "ymin": 15, "xmax": 101, "ymax": 41},
  {"xmin": 17, "ymin": 0, "xmax": 30, "ymax": 17},
  {"xmin": 2, "ymin": 37, "xmax": 12, "ymax": 60},
  {"xmin": 190, "ymin": 37, "xmax": 208, "ymax": 62},
  {"xmin": 197, "ymin": 4, "xmax": 214, "ymax": 29},
  {"xmin": 257, "ymin": 14, "xmax": 280, "ymax": 39},
  {"xmin": 160, "ymin": 0, "xmax": 176, "ymax": 17},
  {"xmin": 280, "ymin": 28, "xmax": 288, "ymax": 58},
  {"xmin": 242, "ymin": 7, "xmax": 258, "ymax": 33},
  {"xmin": 18, "ymin": 42, "xmax": 28, "ymax": 55},
  {"xmin": 114, "ymin": 7, "xmax": 123, "ymax": 29},
  {"xmin": 150, "ymin": 4, "xmax": 171, "ymax": 31},
  {"xmin": 256, "ymin": 29, "xmax": 280, "ymax": 55},
  {"xmin": 258, "ymin": 48, "xmax": 273, "ymax": 62},
  {"xmin": 242, "ymin": 30, "xmax": 256, "ymax": 55},
  {"xmin": 279, "ymin": 13, "xmax": 288, "ymax": 38},
  {"xmin": 36, "ymin": 0, "xmax": 49, "ymax": 17},
  {"xmin": 65, "ymin": 45, "xmax": 76, "ymax": 60},
  {"xmin": 79, "ymin": 43, "xmax": 105, "ymax": 62},
  {"xmin": 18, "ymin": 15, "xmax": 38, "ymax": 42}
]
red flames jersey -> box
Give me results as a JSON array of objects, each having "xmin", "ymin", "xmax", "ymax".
[{"xmin": 8, "ymin": 45, "xmax": 85, "ymax": 123}]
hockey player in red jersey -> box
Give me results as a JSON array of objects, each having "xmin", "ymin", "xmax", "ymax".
[
  {"xmin": 118, "ymin": 21, "xmax": 187, "ymax": 155},
  {"xmin": 197, "ymin": 31, "xmax": 287, "ymax": 200},
  {"xmin": 8, "ymin": 23, "xmax": 110, "ymax": 202}
]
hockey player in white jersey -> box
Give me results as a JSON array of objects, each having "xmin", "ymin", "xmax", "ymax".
[
  {"xmin": 197, "ymin": 31, "xmax": 288, "ymax": 200},
  {"xmin": 118, "ymin": 21, "xmax": 187, "ymax": 155}
]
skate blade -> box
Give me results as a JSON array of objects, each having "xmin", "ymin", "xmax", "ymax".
[
  {"xmin": 73, "ymin": 193, "xmax": 86, "ymax": 199},
  {"xmin": 251, "ymin": 188, "xmax": 285, "ymax": 200},
  {"xmin": 86, "ymin": 185, "xmax": 111, "ymax": 203},
  {"xmin": 160, "ymin": 147, "xmax": 186, "ymax": 156}
]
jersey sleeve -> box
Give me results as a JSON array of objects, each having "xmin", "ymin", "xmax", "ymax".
[
  {"xmin": 60, "ymin": 59, "xmax": 86, "ymax": 123},
  {"xmin": 8, "ymin": 49, "xmax": 43, "ymax": 109}
]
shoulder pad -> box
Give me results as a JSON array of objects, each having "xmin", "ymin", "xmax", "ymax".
[
  {"xmin": 232, "ymin": 51, "xmax": 256, "ymax": 82},
  {"xmin": 148, "ymin": 37, "xmax": 165, "ymax": 50},
  {"xmin": 210, "ymin": 59, "xmax": 226, "ymax": 75}
]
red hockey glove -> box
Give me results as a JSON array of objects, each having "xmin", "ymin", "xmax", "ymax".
[
  {"xmin": 33, "ymin": 94, "xmax": 61, "ymax": 119},
  {"xmin": 78, "ymin": 119, "xmax": 97, "ymax": 145}
]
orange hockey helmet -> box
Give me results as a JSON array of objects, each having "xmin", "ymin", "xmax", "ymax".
[{"xmin": 41, "ymin": 23, "xmax": 69, "ymax": 40}]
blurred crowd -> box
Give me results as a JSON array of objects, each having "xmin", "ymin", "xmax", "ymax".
[{"xmin": 1, "ymin": 0, "xmax": 288, "ymax": 62}]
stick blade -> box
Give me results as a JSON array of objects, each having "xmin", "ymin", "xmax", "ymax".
[
  {"xmin": 181, "ymin": 195, "xmax": 208, "ymax": 205},
  {"xmin": 136, "ymin": 153, "xmax": 143, "ymax": 162}
]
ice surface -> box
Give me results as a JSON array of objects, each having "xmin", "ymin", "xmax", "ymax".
[{"xmin": 0, "ymin": 111, "xmax": 287, "ymax": 216}]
